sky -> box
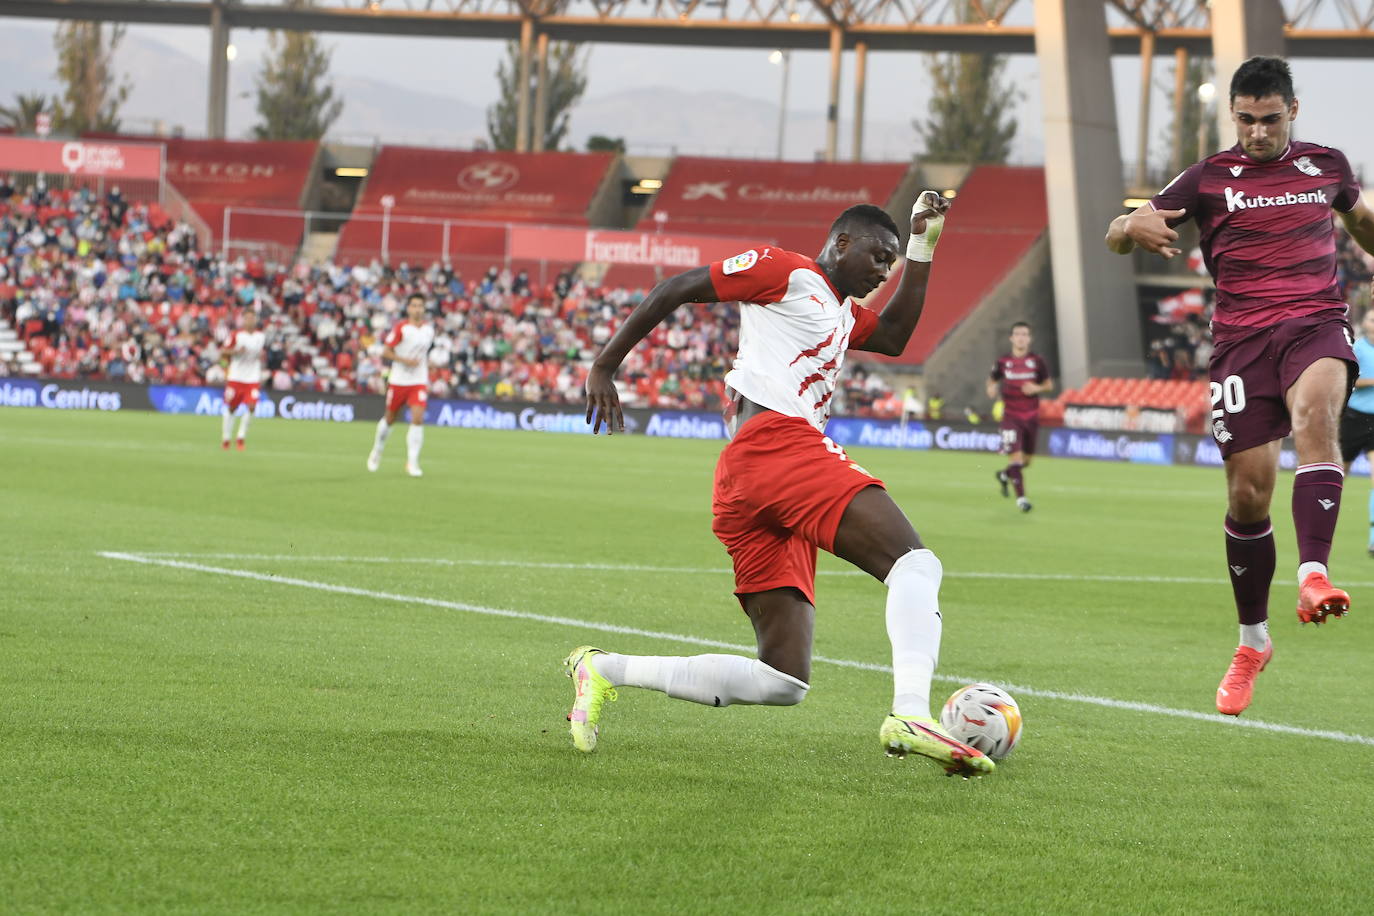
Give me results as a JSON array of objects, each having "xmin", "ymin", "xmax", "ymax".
[{"xmin": 5, "ymin": 15, "xmax": 1374, "ymax": 180}]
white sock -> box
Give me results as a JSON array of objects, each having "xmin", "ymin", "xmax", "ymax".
[
  {"xmin": 372, "ymin": 418, "xmax": 391, "ymax": 453},
  {"xmin": 236, "ymin": 412, "xmax": 250, "ymax": 441},
  {"xmin": 406, "ymin": 425, "xmax": 424, "ymax": 465},
  {"xmin": 1239, "ymin": 621, "xmax": 1269, "ymax": 651},
  {"xmin": 1297, "ymin": 561, "xmax": 1327, "ymax": 586},
  {"xmin": 594, "ymin": 653, "xmax": 808, "ymax": 707},
  {"xmin": 886, "ymin": 548, "xmax": 944, "ymax": 718},
  {"xmin": 221, "ymin": 409, "xmax": 233, "ymax": 442}
]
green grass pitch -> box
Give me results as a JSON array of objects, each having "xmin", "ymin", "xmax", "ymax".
[{"xmin": 2, "ymin": 409, "xmax": 1372, "ymax": 913}]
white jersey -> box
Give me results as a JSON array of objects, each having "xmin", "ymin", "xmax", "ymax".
[
  {"xmin": 385, "ymin": 321, "xmax": 434, "ymax": 387},
  {"xmin": 709, "ymin": 246, "xmax": 878, "ymax": 431},
  {"xmin": 226, "ymin": 329, "xmax": 266, "ymax": 384}
]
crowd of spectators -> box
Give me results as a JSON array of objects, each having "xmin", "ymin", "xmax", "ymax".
[{"xmin": 0, "ymin": 180, "xmax": 902, "ymax": 416}]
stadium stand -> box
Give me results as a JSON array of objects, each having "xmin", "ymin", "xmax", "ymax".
[
  {"xmin": 86, "ymin": 134, "xmax": 319, "ymax": 262},
  {"xmin": 641, "ymin": 156, "xmax": 911, "ymax": 254},
  {"xmin": 0, "ymin": 178, "xmax": 905, "ymax": 415},
  {"xmin": 898, "ymin": 165, "xmax": 1049, "ymax": 365},
  {"xmin": 1045, "ymin": 377, "xmax": 1209, "ymax": 432},
  {"xmin": 335, "ymin": 148, "xmax": 621, "ymax": 278}
]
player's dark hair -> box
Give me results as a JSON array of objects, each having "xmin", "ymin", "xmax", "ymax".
[
  {"xmin": 829, "ymin": 204, "xmax": 899, "ymax": 241},
  {"xmin": 1230, "ymin": 56, "xmax": 1294, "ymax": 105},
  {"xmin": 406, "ymin": 292, "xmax": 427, "ymax": 307},
  {"xmin": 1011, "ymin": 321, "xmax": 1031, "ymax": 333}
]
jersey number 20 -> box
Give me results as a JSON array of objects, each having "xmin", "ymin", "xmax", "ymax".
[{"xmin": 1210, "ymin": 375, "xmax": 1246, "ymax": 419}]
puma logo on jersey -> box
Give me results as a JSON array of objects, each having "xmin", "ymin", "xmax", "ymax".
[
  {"xmin": 1318, "ymin": 498, "xmax": 1335, "ymax": 510},
  {"xmin": 1230, "ymin": 565, "xmax": 1247, "ymax": 576}
]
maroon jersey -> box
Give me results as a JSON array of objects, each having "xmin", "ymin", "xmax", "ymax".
[
  {"xmin": 1149, "ymin": 140, "xmax": 1362, "ymax": 328},
  {"xmin": 991, "ymin": 352, "xmax": 1049, "ymax": 420}
]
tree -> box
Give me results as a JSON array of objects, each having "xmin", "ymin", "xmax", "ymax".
[
  {"xmin": 487, "ymin": 41, "xmax": 589, "ymax": 151},
  {"xmin": 0, "ymin": 93, "xmax": 51, "ymax": 133},
  {"xmin": 253, "ymin": 0, "xmax": 343, "ymax": 141},
  {"xmin": 912, "ymin": 2, "xmax": 1018, "ymax": 164},
  {"xmin": 586, "ymin": 135, "xmax": 625, "ymax": 153},
  {"xmin": 52, "ymin": 22, "xmax": 131, "ymax": 134},
  {"xmin": 1162, "ymin": 56, "xmax": 1221, "ymax": 175}
]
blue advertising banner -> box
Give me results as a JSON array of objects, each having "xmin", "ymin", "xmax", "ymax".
[
  {"xmin": 824, "ymin": 418, "xmax": 1003, "ymax": 453},
  {"xmin": 6, "ymin": 377, "xmax": 1367, "ymax": 476},
  {"xmin": 1045, "ymin": 429, "xmax": 1174, "ymax": 465},
  {"xmin": 147, "ymin": 385, "xmax": 358, "ymax": 422},
  {"xmin": 0, "ymin": 378, "xmax": 124, "ymax": 411}
]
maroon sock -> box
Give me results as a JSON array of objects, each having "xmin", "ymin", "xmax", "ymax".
[
  {"xmin": 1225, "ymin": 515, "xmax": 1274, "ymax": 625},
  {"xmin": 1007, "ymin": 463, "xmax": 1025, "ymax": 498},
  {"xmin": 1292, "ymin": 463, "xmax": 1344, "ymax": 567}
]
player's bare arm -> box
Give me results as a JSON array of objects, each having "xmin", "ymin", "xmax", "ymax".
[
  {"xmin": 585, "ymin": 267, "xmax": 721, "ymax": 434},
  {"xmin": 1337, "ymin": 198, "xmax": 1374, "ymax": 255},
  {"xmin": 1105, "ymin": 205, "xmax": 1189, "ymax": 258},
  {"xmin": 852, "ymin": 192, "xmax": 950, "ymax": 356},
  {"xmin": 985, "ymin": 378, "xmax": 998, "ymax": 401}
]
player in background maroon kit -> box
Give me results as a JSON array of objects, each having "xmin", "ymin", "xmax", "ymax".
[
  {"xmin": 1106, "ymin": 57, "xmax": 1374, "ymax": 716},
  {"xmin": 987, "ymin": 322, "xmax": 1054, "ymax": 512}
]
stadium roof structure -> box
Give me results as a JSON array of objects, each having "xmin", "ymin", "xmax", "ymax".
[{"xmin": 5, "ymin": 0, "xmax": 1374, "ymax": 52}]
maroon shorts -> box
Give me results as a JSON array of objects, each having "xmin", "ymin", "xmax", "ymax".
[
  {"xmin": 1208, "ymin": 312, "xmax": 1356, "ymax": 458},
  {"xmin": 711, "ymin": 412, "xmax": 884, "ymax": 607},
  {"xmin": 999, "ymin": 414, "xmax": 1039, "ymax": 457}
]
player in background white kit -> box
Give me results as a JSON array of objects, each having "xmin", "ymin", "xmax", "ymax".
[
  {"xmin": 221, "ymin": 309, "xmax": 266, "ymax": 451},
  {"xmin": 367, "ymin": 293, "xmax": 434, "ymax": 477}
]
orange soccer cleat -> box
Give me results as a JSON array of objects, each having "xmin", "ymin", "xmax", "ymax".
[
  {"xmin": 1216, "ymin": 639, "xmax": 1273, "ymax": 716},
  {"xmin": 1296, "ymin": 572, "xmax": 1350, "ymax": 625}
]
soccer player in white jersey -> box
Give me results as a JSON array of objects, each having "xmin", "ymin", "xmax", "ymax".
[
  {"xmin": 221, "ymin": 309, "xmax": 265, "ymax": 451},
  {"xmin": 367, "ymin": 293, "xmax": 434, "ymax": 477},
  {"xmin": 564, "ymin": 194, "xmax": 997, "ymax": 778}
]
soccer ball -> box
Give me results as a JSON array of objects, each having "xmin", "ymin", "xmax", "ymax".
[{"xmin": 939, "ymin": 683, "xmax": 1023, "ymax": 761}]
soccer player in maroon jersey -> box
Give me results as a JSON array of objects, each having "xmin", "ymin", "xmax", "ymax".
[
  {"xmin": 1106, "ymin": 57, "xmax": 1374, "ymax": 716},
  {"xmin": 987, "ymin": 321, "xmax": 1054, "ymax": 512},
  {"xmin": 564, "ymin": 193, "xmax": 998, "ymax": 778}
]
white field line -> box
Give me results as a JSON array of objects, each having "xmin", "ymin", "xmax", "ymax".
[
  {"xmin": 126, "ymin": 552, "xmax": 1374, "ymax": 588},
  {"xmin": 99, "ymin": 550, "xmax": 1374, "ymax": 749}
]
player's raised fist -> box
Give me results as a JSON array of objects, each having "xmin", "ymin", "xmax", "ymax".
[
  {"xmin": 907, "ymin": 191, "xmax": 949, "ymax": 262},
  {"xmin": 911, "ymin": 190, "xmax": 950, "ymax": 235}
]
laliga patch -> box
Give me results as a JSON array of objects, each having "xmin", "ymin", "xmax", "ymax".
[{"xmin": 722, "ymin": 249, "xmax": 759, "ymax": 275}]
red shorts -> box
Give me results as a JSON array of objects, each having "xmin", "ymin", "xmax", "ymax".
[
  {"xmin": 223, "ymin": 381, "xmax": 260, "ymax": 413},
  {"xmin": 711, "ymin": 412, "xmax": 884, "ymax": 606},
  {"xmin": 386, "ymin": 384, "xmax": 428, "ymax": 415},
  {"xmin": 1209, "ymin": 311, "xmax": 1356, "ymax": 457}
]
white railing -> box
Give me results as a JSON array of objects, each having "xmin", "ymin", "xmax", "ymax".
[
  {"xmin": 160, "ymin": 179, "xmax": 212, "ymax": 250},
  {"xmin": 220, "ymin": 205, "xmax": 521, "ymax": 268}
]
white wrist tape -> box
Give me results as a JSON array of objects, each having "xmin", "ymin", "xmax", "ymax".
[{"xmin": 906, "ymin": 190, "xmax": 945, "ymax": 262}]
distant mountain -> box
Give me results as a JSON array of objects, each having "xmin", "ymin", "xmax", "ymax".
[
  {"xmin": 567, "ymin": 87, "xmax": 917, "ymax": 161},
  {"xmin": 0, "ymin": 21, "xmax": 914, "ymax": 159}
]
